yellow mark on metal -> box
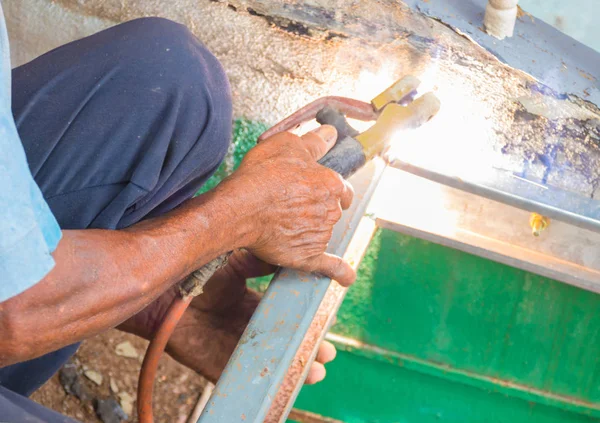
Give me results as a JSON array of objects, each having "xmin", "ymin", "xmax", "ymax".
[{"xmin": 529, "ymin": 213, "xmax": 549, "ymax": 237}]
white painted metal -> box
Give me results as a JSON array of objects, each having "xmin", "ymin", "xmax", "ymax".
[
  {"xmin": 370, "ymin": 167, "xmax": 600, "ymax": 293},
  {"xmin": 484, "ymin": 0, "xmax": 519, "ymax": 39}
]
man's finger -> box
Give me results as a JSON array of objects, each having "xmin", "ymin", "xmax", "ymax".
[
  {"xmin": 299, "ymin": 125, "xmax": 337, "ymax": 161},
  {"xmin": 305, "ymin": 362, "xmax": 326, "ymax": 385},
  {"xmin": 340, "ymin": 179, "xmax": 354, "ymax": 210},
  {"xmin": 232, "ymin": 249, "xmax": 278, "ymax": 278},
  {"xmin": 309, "ymin": 253, "xmax": 356, "ymax": 287},
  {"xmin": 316, "ymin": 341, "xmax": 337, "ymax": 364}
]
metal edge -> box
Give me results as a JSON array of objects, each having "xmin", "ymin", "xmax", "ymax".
[
  {"xmin": 389, "ymin": 159, "xmax": 600, "ymax": 233},
  {"xmin": 265, "ymin": 216, "xmax": 378, "ymax": 422}
]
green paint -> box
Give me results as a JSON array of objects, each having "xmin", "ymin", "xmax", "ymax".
[
  {"xmin": 197, "ymin": 119, "xmax": 268, "ymax": 194},
  {"xmin": 293, "ymin": 351, "xmax": 599, "ymax": 423},
  {"xmin": 326, "ymin": 338, "xmax": 599, "ymax": 418},
  {"xmin": 293, "ymin": 229, "xmax": 600, "ymax": 422}
]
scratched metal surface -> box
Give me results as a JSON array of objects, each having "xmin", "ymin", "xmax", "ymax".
[
  {"xmin": 408, "ymin": 0, "xmax": 599, "ymax": 104},
  {"xmin": 198, "ymin": 160, "xmax": 385, "ymax": 423}
]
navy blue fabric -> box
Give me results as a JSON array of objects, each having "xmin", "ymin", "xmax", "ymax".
[
  {"xmin": 0, "ymin": 17, "xmax": 232, "ymax": 422},
  {"xmin": 0, "ymin": 386, "xmax": 76, "ymax": 423}
]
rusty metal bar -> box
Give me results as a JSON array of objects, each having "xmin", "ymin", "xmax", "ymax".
[
  {"xmin": 198, "ymin": 159, "xmax": 385, "ymax": 423},
  {"xmin": 287, "ymin": 409, "xmax": 345, "ymax": 423},
  {"xmin": 265, "ymin": 215, "xmax": 378, "ymax": 422}
]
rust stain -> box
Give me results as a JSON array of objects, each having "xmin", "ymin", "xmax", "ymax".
[
  {"xmin": 263, "ymin": 305, "xmax": 273, "ymax": 318},
  {"xmin": 578, "ymin": 69, "xmax": 597, "ymax": 82},
  {"xmin": 260, "ymin": 367, "xmax": 270, "ymax": 377},
  {"xmin": 264, "ymin": 278, "xmax": 347, "ymax": 422},
  {"xmin": 288, "ymin": 409, "xmax": 345, "ymax": 423},
  {"xmin": 516, "ymin": 5, "xmax": 534, "ymax": 22}
]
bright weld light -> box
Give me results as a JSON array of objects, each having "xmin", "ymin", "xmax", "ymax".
[
  {"xmin": 371, "ymin": 168, "xmax": 463, "ymax": 237},
  {"xmin": 347, "ymin": 64, "xmax": 398, "ymax": 133},
  {"xmin": 386, "ymin": 69, "xmax": 499, "ymax": 183}
]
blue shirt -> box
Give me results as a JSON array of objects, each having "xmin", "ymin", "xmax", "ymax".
[{"xmin": 0, "ymin": 4, "xmax": 62, "ymax": 302}]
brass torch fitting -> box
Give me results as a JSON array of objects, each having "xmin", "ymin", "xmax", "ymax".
[{"xmin": 529, "ymin": 213, "xmax": 549, "ymax": 237}]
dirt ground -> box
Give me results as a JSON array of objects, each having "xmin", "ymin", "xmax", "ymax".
[{"xmin": 31, "ymin": 329, "xmax": 208, "ymax": 423}]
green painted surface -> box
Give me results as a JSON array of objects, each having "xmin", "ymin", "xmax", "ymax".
[
  {"xmin": 292, "ymin": 351, "xmax": 599, "ymax": 423},
  {"xmin": 197, "ymin": 118, "xmax": 267, "ymax": 194},
  {"xmin": 291, "ymin": 229, "xmax": 600, "ymax": 422},
  {"xmin": 209, "ymin": 118, "xmax": 600, "ymax": 422}
]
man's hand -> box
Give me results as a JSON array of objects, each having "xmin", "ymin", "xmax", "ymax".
[
  {"xmin": 122, "ymin": 126, "xmax": 354, "ymax": 384},
  {"xmin": 121, "ymin": 250, "xmax": 337, "ymax": 384},
  {"xmin": 217, "ymin": 125, "xmax": 356, "ymax": 286}
]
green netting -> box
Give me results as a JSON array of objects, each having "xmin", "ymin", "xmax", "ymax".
[{"xmin": 197, "ymin": 119, "xmax": 269, "ymax": 194}]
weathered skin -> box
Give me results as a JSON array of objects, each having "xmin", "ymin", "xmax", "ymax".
[{"xmin": 0, "ymin": 126, "xmax": 349, "ymax": 384}]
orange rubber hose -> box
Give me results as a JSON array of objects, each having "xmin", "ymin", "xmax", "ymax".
[{"xmin": 138, "ymin": 295, "xmax": 193, "ymax": 423}]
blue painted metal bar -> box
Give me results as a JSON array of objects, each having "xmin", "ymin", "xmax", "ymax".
[
  {"xmin": 199, "ymin": 159, "xmax": 385, "ymax": 423},
  {"xmin": 405, "ymin": 0, "xmax": 599, "ymax": 103}
]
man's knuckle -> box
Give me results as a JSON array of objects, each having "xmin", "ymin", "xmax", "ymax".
[
  {"xmin": 328, "ymin": 173, "xmax": 345, "ymax": 195},
  {"xmin": 310, "ymin": 186, "xmax": 329, "ymax": 202},
  {"xmin": 332, "ymin": 258, "xmax": 345, "ymax": 276},
  {"xmin": 345, "ymin": 183, "xmax": 355, "ymax": 199},
  {"xmin": 332, "ymin": 208, "xmax": 343, "ymax": 221}
]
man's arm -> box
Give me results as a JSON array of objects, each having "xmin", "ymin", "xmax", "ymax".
[
  {"xmin": 0, "ymin": 126, "xmax": 355, "ymax": 367},
  {"xmin": 0, "ymin": 189, "xmax": 249, "ymax": 367}
]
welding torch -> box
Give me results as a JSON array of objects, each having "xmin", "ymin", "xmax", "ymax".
[{"xmin": 137, "ymin": 75, "xmax": 440, "ymax": 423}]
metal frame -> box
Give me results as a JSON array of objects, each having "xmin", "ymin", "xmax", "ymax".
[
  {"xmin": 374, "ymin": 167, "xmax": 600, "ymax": 293},
  {"xmin": 390, "ymin": 159, "xmax": 600, "ymax": 234},
  {"xmin": 198, "ymin": 160, "xmax": 600, "ymax": 422}
]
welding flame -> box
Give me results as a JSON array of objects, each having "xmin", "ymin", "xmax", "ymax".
[
  {"xmin": 338, "ymin": 59, "xmax": 500, "ymax": 184},
  {"xmin": 352, "ymin": 64, "xmax": 397, "ymax": 103},
  {"xmin": 358, "ymin": 61, "xmax": 503, "ymax": 236},
  {"xmin": 385, "ymin": 64, "xmax": 500, "ymax": 183}
]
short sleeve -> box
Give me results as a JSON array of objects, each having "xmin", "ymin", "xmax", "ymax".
[{"xmin": 0, "ymin": 4, "xmax": 62, "ymax": 303}]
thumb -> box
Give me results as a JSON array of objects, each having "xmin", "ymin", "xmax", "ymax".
[
  {"xmin": 305, "ymin": 252, "xmax": 356, "ymax": 287},
  {"xmin": 299, "ymin": 125, "xmax": 338, "ymax": 161}
]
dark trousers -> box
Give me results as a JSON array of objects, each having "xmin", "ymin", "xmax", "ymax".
[{"xmin": 0, "ymin": 17, "xmax": 232, "ymax": 422}]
